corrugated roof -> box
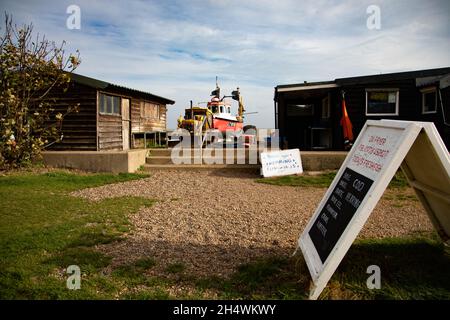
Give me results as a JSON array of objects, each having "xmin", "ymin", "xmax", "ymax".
[
  {"xmin": 416, "ymin": 73, "xmax": 450, "ymax": 89},
  {"xmin": 335, "ymin": 67, "xmax": 450, "ymax": 85},
  {"xmin": 276, "ymin": 80, "xmax": 336, "ymax": 90},
  {"xmin": 70, "ymin": 73, "xmax": 175, "ymax": 105},
  {"xmin": 276, "ymin": 67, "xmax": 450, "ymax": 89},
  {"xmin": 277, "ymin": 82, "xmax": 338, "ymax": 92}
]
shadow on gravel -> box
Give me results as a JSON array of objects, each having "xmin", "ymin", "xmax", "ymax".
[{"xmin": 101, "ymin": 234, "xmax": 449, "ymax": 299}]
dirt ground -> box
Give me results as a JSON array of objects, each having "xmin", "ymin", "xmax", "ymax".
[{"xmin": 71, "ymin": 169, "xmax": 434, "ymax": 278}]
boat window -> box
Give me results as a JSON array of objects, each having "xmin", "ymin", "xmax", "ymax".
[
  {"xmin": 220, "ymin": 106, "xmax": 224, "ymax": 113},
  {"xmin": 227, "ymin": 107, "xmax": 231, "ymax": 113},
  {"xmin": 211, "ymin": 106, "xmax": 218, "ymax": 113}
]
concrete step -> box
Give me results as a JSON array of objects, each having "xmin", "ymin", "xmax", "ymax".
[
  {"xmin": 147, "ymin": 148, "xmax": 172, "ymax": 156},
  {"xmin": 146, "ymin": 156, "xmax": 259, "ymax": 165},
  {"xmin": 147, "ymin": 148, "xmax": 265, "ymax": 157},
  {"xmin": 300, "ymin": 151, "xmax": 347, "ymax": 171},
  {"xmin": 145, "ymin": 149, "xmax": 348, "ymax": 170},
  {"xmin": 143, "ymin": 164, "xmax": 261, "ymax": 172}
]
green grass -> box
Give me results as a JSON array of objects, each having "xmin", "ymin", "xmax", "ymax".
[
  {"xmin": 0, "ymin": 170, "xmax": 448, "ymax": 300},
  {"xmin": 110, "ymin": 234, "xmax": 450, "ymax": 300},
  {"xmin": 193, "ymin": 235, "xmax": 450, "ymax": 300},
  {"xmin": 256, "ymin": 170, "xmax": 409, "ymax": 189},
  {"xmin": 328, "ymin": 235, "xmax": 450, "ymax": 299},
  {"xmin": 0, "ymin": 170, "xmax": 153, "ymax": 299},
  {"xmin": 256, "ymin": 171, "xmax": 337, "ymax": 188},
  {"xmin": 165, "ymin": 262, "xmax": 186, "ymax": 274}
]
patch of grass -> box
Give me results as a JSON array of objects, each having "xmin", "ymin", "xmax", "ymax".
[
  {"xmin": 123, "ymin": 288, "xmax": 172, "ymax": 300},
  {"xmin": 1, "ymin": 169, "xmax": 448, "ymax": 300},
  {"xmin": 165, "ymin": 262, "xmax": 186, "ymax": 274},
  {"xmin": 191, "ymin": 234, "xmax": 450, "ymax": 300},
  {"xmin": 256, "ymin": 171, "xmax": 336, "ymax": 188},
  {"xmin": 0, "ymin": 170, "xmax": 149, "ymax": 192},
  {"xmin": 234, "ymin": 257, "xmax": 286, "ymax": 288},
  {"xmin": 193, "ymin": 257, "xmax": 308, "ymax": 300},
  {"xmin": 256, "ymin": 170, "xmax": 410, "ymax": 190},
  {"xmin": 134, "ymin": 257, "xmax": 157, "ymax": 269},
  {"xmin": 46, "ymin": 248, "xmax": 112, "ymax": 273},
  {"xmin": 0, "ymin": 170, "xmax": 153, "ymax": 299},
  {"xmin": 329, "ymin": 234, "xmax": 450, "ymax": 300},
  {"xmin": 383, "ymin": 193, "xmax": 418, "ymax": 201},
  {"xmin": 387, "ymin": 170, "xmax": 409, "ymax": 189},
  {"xmin": 112, "ymin": 257, "xmax": 157, "ymax": 286}
]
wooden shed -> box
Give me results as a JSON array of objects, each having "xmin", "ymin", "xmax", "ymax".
[
  {"xmin": 274, "ymin": 67, "xmax": 450, "ymax": 151},
  {"xmin": 47, "ymin": 73, "xmax": 174, "ymax": 151}
]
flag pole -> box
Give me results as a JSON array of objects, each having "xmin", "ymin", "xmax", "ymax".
[{"xmin": 340, "ymin": 90, "xmax": 354, "ymax": 150}]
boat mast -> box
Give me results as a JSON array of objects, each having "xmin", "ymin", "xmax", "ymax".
[{"xmin": 211, "ymin": 76, "xmax": 220, "ymax": 99}]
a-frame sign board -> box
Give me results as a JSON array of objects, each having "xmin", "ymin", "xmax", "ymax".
[{"xmin": 298, "ymin": 120, "xmax": 450, "ymax": 300}]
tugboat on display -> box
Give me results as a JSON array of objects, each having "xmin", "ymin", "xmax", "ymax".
[{"xmin": 175, "ymin": 79, "xmax": 256, "ymax": 146}]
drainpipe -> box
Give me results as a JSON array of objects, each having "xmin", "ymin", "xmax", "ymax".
[
  {"xmin": 438, "ymin": 88, "xmax": 450, "ymax": 127},
  {"xmin": 274, "ymin": 87, "xmax": 278, "ymax": 129}
]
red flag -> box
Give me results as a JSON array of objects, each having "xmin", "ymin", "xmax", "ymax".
[{"xmin": 340, "ymin": 93, "xmax": 354, "ymax": 147}]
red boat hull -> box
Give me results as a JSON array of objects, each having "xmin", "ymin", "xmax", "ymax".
[{"xmin": 213, "ymin": 117, "xmax": 243, "ymax": 133}]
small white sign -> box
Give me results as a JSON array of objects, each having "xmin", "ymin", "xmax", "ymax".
[
  {"xmin": 297, "ymin": 120, "xmax": 450, "ymax": 300},
  {"xmin": 260, "ymin": 149, "xmax": 303, "ymax": 177}
]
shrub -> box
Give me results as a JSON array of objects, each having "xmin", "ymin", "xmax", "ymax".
[{"xmin": 0, "ymin": 13, "xmax": 81, "ymax": 168}]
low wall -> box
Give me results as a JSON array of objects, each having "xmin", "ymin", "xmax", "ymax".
[
  {"xmin": 301, "ymin": 151, "xmax": 348, "ymax": 171},
  {"xmin": 42, "ymin": 149, "xmax": 148, "ymax": 173}
]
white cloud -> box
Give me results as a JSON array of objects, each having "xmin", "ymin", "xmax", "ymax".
[{"xmin": 1, "ymin": 0, "xmax": 449, "ymax": 128}]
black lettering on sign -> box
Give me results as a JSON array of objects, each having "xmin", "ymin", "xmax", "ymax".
[{"xmin": 308, "ymin": 167, "xmax": 373, "ymax": 263}]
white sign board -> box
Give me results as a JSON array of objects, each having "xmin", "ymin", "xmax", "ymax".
[
  {"xmin": 297, "ymin": 120, "xmax": 450, "ymax": 300},
  {"xmin": 260, "ymin": 149, "xmax": 303, "ymax": 177}
]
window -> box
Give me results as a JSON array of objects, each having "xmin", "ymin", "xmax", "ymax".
[
  {"xmin": 321, "ymin": 95, "xmax": 330, "ymax": 119},
  {"xmin": 140, "ymin": 101, "xmax": 160, "ymax": 119},
  {"xmin": 421, "ymin": 87, "xmax": 437, "ymax": 114},
  {"xmin": 287, "ymin": 104, "xmax": 314, "ymax": 116},
  {"xmin": 99, "ymin": 93, "xmax": 121, "ymax": 115},
  {"xmin": 366, "ymin": 89, "xmax": 399, "ymax": 116}
]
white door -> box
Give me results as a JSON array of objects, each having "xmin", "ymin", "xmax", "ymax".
[{"xmin": 122, "ymin": 99, "xmax": 130, "ymax": 150}]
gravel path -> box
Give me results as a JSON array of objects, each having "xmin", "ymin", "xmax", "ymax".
[{"xmin": 71, "ymin": 170, "xmax": 433, "ymax": 278}]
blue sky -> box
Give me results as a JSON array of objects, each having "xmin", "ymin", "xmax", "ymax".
[{"xmin": 1, "ymin": 0, "xmax": 449, "ymax": 128}]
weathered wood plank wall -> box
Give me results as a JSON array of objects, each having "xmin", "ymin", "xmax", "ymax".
[{"xmin": 47, "ymin": 82, "xmax": 97, "ymax": 150}]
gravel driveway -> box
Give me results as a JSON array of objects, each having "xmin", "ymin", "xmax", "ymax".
[{"xmin": 72, "ymin": 170, "xmax": 433, "ymax": 278}]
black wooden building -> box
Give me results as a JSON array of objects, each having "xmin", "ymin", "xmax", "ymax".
[
  {"xmin": 274, "ymin": 67, "xmax": 450, "ymax": 151},
  {"xmin": 47, "ymin": 73, "xmax": 174, "ymax": 151}
]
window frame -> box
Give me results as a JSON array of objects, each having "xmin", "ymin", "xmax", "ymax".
[
  {"xmin": 140, "ymin": 101, "xmax": 160, "ymax": 120},
  {"xmin": 286, "ymin": 104, "xmax": 314, "ymax": 116},
  {"xmin": 321, "ymin": 94, "xmax": 331, "ymax": 119},
  {"xmin": 98, "ymin": 92, "xmax": 122, "ymax": 116},
  {"xmin": 365, "ymin": 88, "xmax": 399, "ymax": 116},
  {"xmin": 421, "ymin": 87, "xmax": 437, "ymax": 114}
]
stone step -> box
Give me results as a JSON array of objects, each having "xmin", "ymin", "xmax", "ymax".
[
  {"xmin": 147, "ymin": 148, "xmax": 172, "ymax": 156},
  {"xmin": 147, "ymin": 148, "xmax": 266, "ymax": 157},
  {"xmin": 146, "ymin": 156, "xmax": 259, "ymax": 165},
  {"xmin": 145, "ymin": 149, "xmax": 348, "ymax": 171},
  {"xmin": 143, "ymin": 164, "xmax": 261, "ymax": 172}
]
